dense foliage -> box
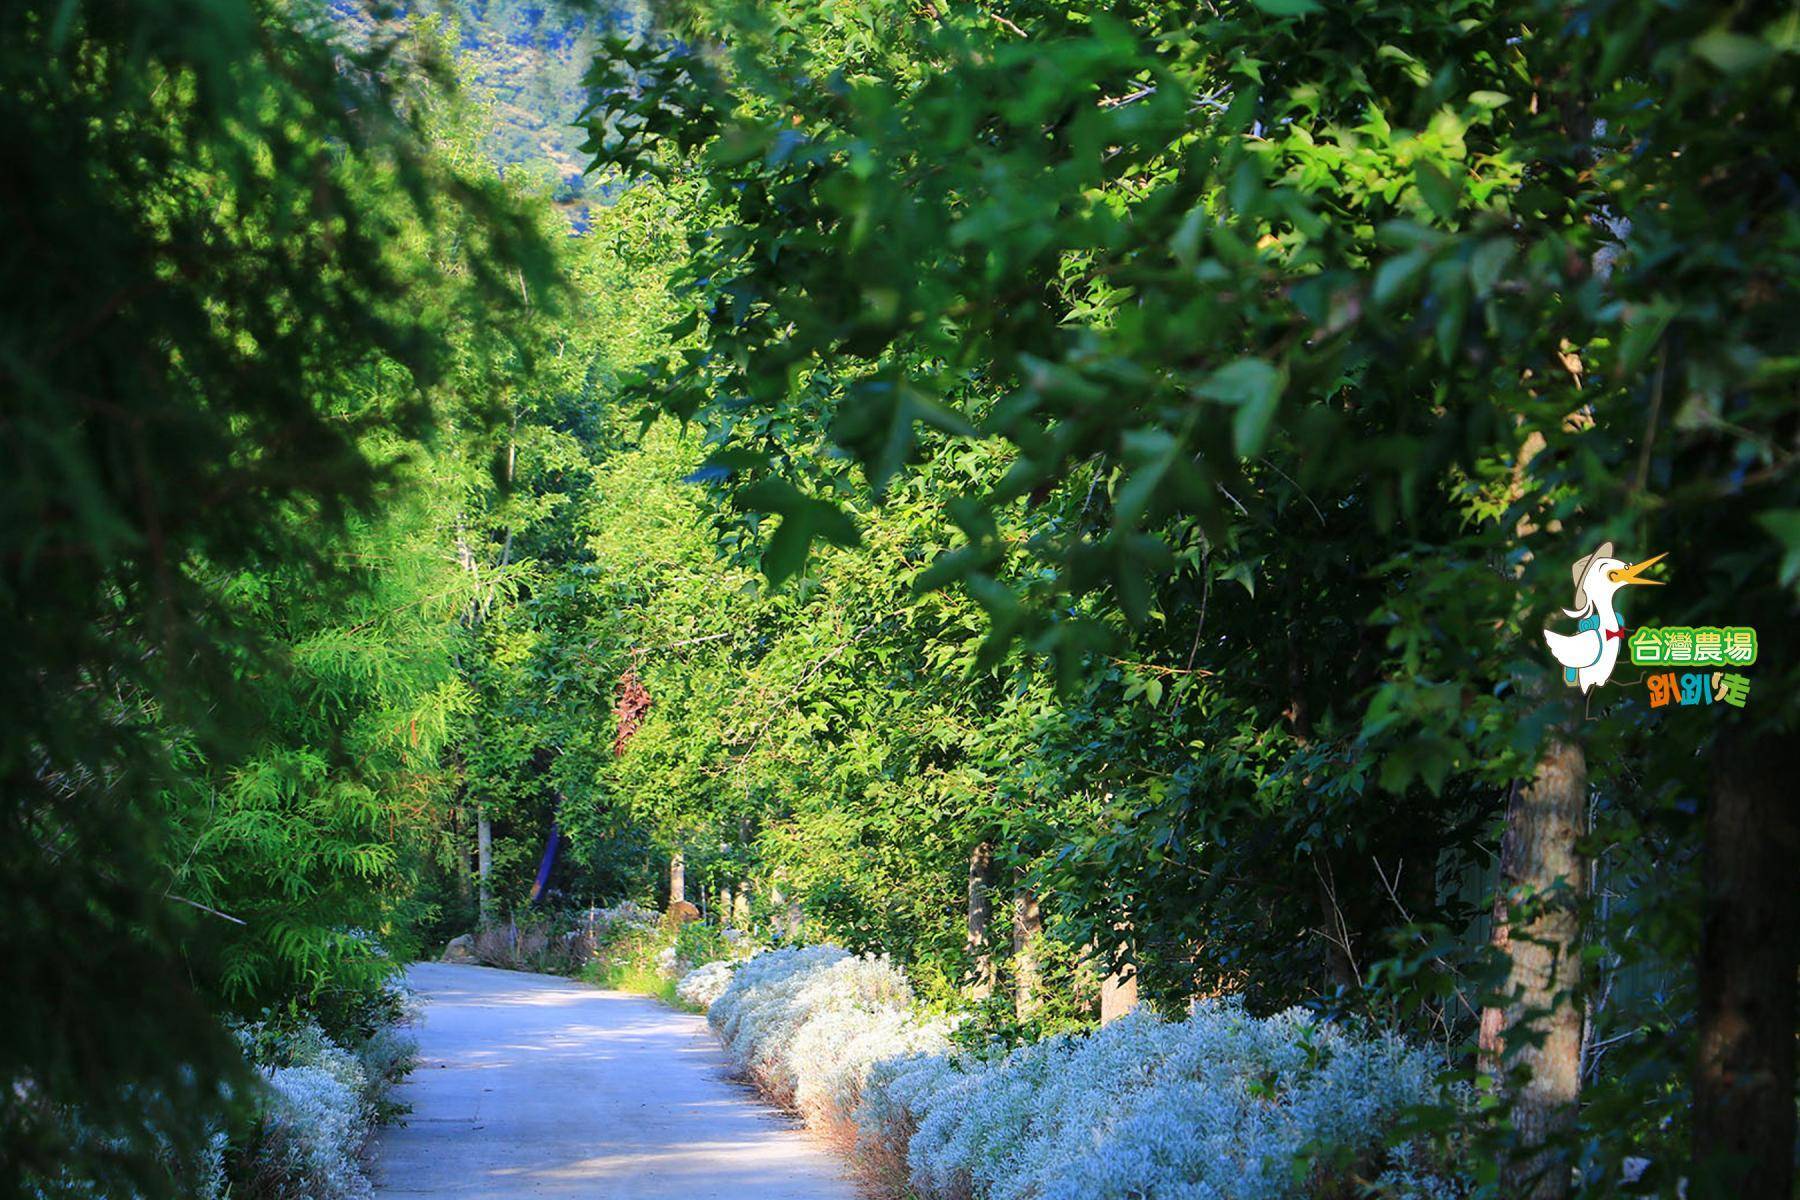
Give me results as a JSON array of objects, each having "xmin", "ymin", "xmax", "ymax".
[
  {"xmin": 5, "ymin": 0, "xmax": 1794, "ymax": 1196},
  {"xmin": 564, "ymin": 0, "xmax": 1798, "ymax": 1195},
  {"xmin": 1, "ymin": 1, "xmax": 547, "ymax": 1192}
]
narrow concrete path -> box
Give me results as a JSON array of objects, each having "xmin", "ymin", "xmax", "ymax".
[{"xmin": 373, "ymin": 962, "xmax": 856, "ymax": 1199}]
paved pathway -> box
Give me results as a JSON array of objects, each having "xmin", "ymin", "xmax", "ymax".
[{"xmin": 373, "ymin": 963, "xmax": 856, "ymax": 1199}]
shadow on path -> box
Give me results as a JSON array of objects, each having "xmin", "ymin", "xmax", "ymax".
[{"xmin": 372, "ymin": 962, "xmax": 856, "ymax": 1199}]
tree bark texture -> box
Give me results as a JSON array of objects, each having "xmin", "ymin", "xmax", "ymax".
[
  {"xmin": 1478, "ymin": 735, "xmax": 1587, "ymax": 1200},
  {"xmin": 1012, "ymin": 875, "xmax": 1043, "ymax": 1020},
  {"xmin": 477, "ymin": 808, "xmax": 493, "ymax": 920},
  {"xmin": 967, "ymin": 841, "xmax": 997, "ymax": 998},
  {"xmin": 1099, "ymin": 941, "xmax": 1138, "ymax": 1025},
  {"xmin": 1693, "ymin": 726, "xmax": 1799, "ymax": 1199},
  {"xmin": 668, "ymin": 847, "xmax": 685, "ymax": 907}
]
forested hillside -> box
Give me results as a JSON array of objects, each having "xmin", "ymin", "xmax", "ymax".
[{"xmin": 3, "ymin": 1, "xmax": 1795, "ymax": 1198}]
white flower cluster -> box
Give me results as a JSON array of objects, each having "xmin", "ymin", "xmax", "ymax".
[
  {"xmin": 675, "ymin": 960, "xmax": 737, "ymax": 1007},
  {"xmin": 890, "ymin": 999, "xmax": 1462, "ymax": 1200},
  {"xmin": 707, "ymin": 946, "xmax": 949, "ymax": 1123},
  {"xmin": 587, "ymin": 899, "xmax": 660, "ymax": 930},
  {"xmin": 708, "ymin": 948, "xmax": 1463, "ymax": 1199},
  {"xmin": 791, "ymin": 1004, "xmax": 953, "ymax": 1131},
  {"xmin": 259, "ymin": 1023, "xmax": 375, "ymax": 1200}
]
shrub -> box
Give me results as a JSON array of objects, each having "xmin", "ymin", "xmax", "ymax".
[
  {"xmin": 465, "ymin": 904, "xmax": 672, "ymax": 976},
  {"xmin": 674, "ymin": 919, "xmax": 733, "ymax": 967},
  {"xmin": 471, "ymin": 917, "xmax": 578, "ymax": 974},
  {"xmin": 21, "ymin": 1099, "xmax": 231, "ymax": 1200},
  {"xmin": 707, "ymin": 946, "xmax": 1467, "ymax": 1200},
  {"xmin": 708, "ymin": 946, "xmax": 943, "ymax": 1112},
  {"xmin": 885, "ymin": 999, "xmax": 1467, "ymax": 1200},
  {"xmin": 251, "ymin": 1064, "xmax": 370, "ymax": 1200},
  {"xmin": 586, "ymin": 900, "xmax": 662, "ymax": 940},
  {"xmin": 790, "ymin": 1005, "xmax": 952, "ymax": 1140},
  {"xmin": 708, "ymin": 945, "xmax": 852, "ymax": 1098},
  {"xmin": 227, "ymin": 1012, "xmax": 418, "ymax": 1200},
  {"xmin": 675, "ymin": 960, "xmax": 736, "ymax": 1008},
  {"xmin": 354, "ymin": 1025, "xmax": 421, "ymax": 1124}
]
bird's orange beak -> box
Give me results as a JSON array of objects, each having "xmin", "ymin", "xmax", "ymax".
[{"xmin": 1608, "ymin": 552, "xmax": 1667, "ymax": 586}]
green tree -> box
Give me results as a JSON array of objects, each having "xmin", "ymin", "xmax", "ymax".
[
  {"xmin": 0, "ymin": 2, "xmax": 549, "ymax": 1189},
  {"xmin": 582, "ymin": 0, "xmax": 1799, "ymax": 1193}
]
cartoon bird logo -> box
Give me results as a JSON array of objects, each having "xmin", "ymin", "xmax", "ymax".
[{"xmin": 1543, "ymin": 542, "xmax": 1666, "ymax": 692}]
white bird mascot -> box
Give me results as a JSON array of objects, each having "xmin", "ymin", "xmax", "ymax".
[{"xmin": 1542, "ymin": 542, "xmax": 1666, "ymax": 693}]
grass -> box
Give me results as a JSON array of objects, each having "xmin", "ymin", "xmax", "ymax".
[{"xmin": 581, "ymin": 960, "xmax": 706, "ymax": 1014}]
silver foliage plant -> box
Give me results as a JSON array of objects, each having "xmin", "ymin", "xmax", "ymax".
[
  {"xmin": 676, "ymin": 960, "xmax": 738, "ymax": 1008},
  {"xmin": 221, "ymin": 1013, "xmax": 419, "ymax": 1200},
  {"xmin": 704, "ymin": 948, "xmax": 1470, "ymax": 1199},
  {"xmin": 890, "ymin": 1000, "xmax": 1468, "ymax": 1200},
  {"xmin": 704, "ymin": 944, "xmax": 953, "ymax": 1128}
]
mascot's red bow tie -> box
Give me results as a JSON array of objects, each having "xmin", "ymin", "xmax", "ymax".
[{"xmin": 1605, "ymin": 626, "xmax": 1628, "ymax": 641}]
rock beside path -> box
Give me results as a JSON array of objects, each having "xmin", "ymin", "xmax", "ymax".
[{"xmin": 438, "ymin": 934, "xmax": 476, "ymax": 963}]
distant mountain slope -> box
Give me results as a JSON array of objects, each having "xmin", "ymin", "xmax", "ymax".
[
  {"xmin": 446, "ymin": 0, "xmax": 638, "ymax": 202},
  {"xmin": 329, "ymin": 0, "xmax": 638, "ymax": 218}
]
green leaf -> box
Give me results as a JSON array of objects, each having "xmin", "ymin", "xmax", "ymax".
[
  {"xmin": 1468, "ymin": 238, "xmax": 1515, "ymax": 297},
  {"xmin": 1414, "ymin": 161, "xmax": 1459, "ymax": 224},
  {"xmin": 1196, "ymin": 358, "xmax": 1285, "ymax": 457},
  {"xmin": 1373, "ymin": 247, "xmax": 1431, "ymax": 306},
  {"xmin": 912, "ymin": 546, "xmax": 985, "ymax": 595},
  {"xmin": 1755, "ymin": 509, "xmax": 1800, "ymax": 589},
  {"xmin": 1220, "ymin": 560, "xmax": 1257, "ymax": 598},
  {"xmin": 742, "ymin": 479, "xmax": 860, "ymax": 584},
  {"xmin": 1250, "ymin": 0, "xmax": 1321, "ymax": 14},
  {"xmin": 760, "ymin": 517, "xmax": 811, "ymax": 584},
  {"xmin": 1115, "ymin": 428, "xmax": 1180, "ymax": 526},
  {"xmin": 1691, "ymin": 31, "xmax": 1775, "ymax": 73}
]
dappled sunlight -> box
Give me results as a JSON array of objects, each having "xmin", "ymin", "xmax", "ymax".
[{"xmin": 374, "ymin": 964, "xmax": 852, "ymax": 1198}]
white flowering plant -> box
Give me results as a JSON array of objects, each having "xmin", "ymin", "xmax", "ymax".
[
  {"xmin": 676, "ymin": 960, "xmax": 738, "ymax": 1008},
  {"xmin": 226, "ymin": 1010, "xmax": 419, "ymax": 1200},
  {"xmin": 706, "ymin": 946, "xmax": 1469, "ymax": 1200},
  {"xmin": 705, "ymin": 943, "xmax": 951, "ymax": 1183},
  {"xmin": 884, "ymin": 999, "xmax": 1470, "ymax": 1200}
]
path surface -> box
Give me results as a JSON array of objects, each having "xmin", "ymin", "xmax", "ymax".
[{"xmin": 373, "ymin": 963, "xmax": 856, "ymax": 1199}]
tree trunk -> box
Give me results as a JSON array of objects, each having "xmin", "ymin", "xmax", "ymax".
[
  {"xmin": 732, "ymin": 881, "xmax": 752, "ymax": 928},
  {"xmin": 1099, "ymin": 945, "xmax": 1138, "ymax": 1024},
  {"xmin": 967, "ymin": 841, "xmax": 998, "ymax": 998},
  {"xmin": 770, "ymin": 880, "xmax": 801, "ymax": 939},
  {"xmin": 476, "ymin": 807, "xmax": 493, "ymax": 920},
  {"xmin": 1479, "ymin": 733, "xmax": 1586, "ymax": 1200},
  {"xmin": 1012, "ymin": 874, "xmax": 1043, "ymax": 1020},
  {"xmin": 454, "ymin": 403, "xmax": 517, "ymax": 932},
  {"xmin": 1693, "ymin": 727, "xmax": 1799, "ymax": 1198},
  {"xmin": 668, "ymin": 847, "xmax": 685, "ymax": 906}
]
